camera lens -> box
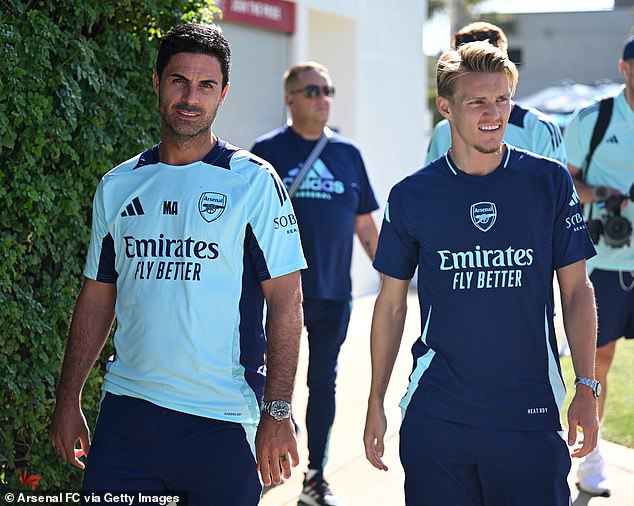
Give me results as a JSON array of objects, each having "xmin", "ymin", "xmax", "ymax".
[{"xmin": 603, "ymin": 216, "xmax": 633, "ymax": 248}]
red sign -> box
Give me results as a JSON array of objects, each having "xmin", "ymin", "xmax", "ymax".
[{"xmin": 217, "ymin": 0, "xmax": 295, "ymax": 34}]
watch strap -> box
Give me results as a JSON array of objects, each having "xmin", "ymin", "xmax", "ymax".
[
  {"xmin": 261, "ymin": 399, "xmax": 292, "ymax": 420},
  {"xmin": 574, "ymin": 377, "xmax": 601, "ymax": 398}
]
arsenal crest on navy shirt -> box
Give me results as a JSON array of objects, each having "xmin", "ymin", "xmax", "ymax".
[{"xmin": 470, "ymin": 201, "xmax": 497, "ymax": 232}]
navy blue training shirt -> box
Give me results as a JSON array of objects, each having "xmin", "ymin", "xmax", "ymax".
[
  {"xmin": 252, "ymin": 125, "xmax": 379, "ymax": 301},
  {"xmin": 375, "ymin": 146, "xmax": 596, "ymax": 431}
]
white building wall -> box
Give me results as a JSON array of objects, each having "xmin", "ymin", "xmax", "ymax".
[
  {"xmin": 292, "ymin": 0, "xmax": 429, "ymax": 296},
  {"xmin": 508, "ymin": 10, "xmax": 634, "ymax": 98},
  {"xmin": 306, "ymin": 9, "xmax": 358, "ymax": 139},
  {"xmin": 214, "ymin": 23, "xmax": 290, "ymax": 148}
]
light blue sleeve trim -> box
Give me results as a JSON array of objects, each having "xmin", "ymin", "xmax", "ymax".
[
  {"xmin": 399, "ymin": 305, "xmax": 436, "ymax": 419},
  {"xmin": 545, "ymin": 305, "xmax": 566, "ymax": 419}
]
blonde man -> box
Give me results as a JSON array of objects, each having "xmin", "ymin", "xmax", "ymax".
[
  {"xmin": 365, "ymin": 42, "xmax": 598, "ymax": 505},
  {"xmin": 426, "ymin": 22, "xmax": 566, "ymax": 165}
]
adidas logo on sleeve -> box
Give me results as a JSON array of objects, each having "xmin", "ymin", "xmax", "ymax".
[{"xmin": 120, "ymin": 196, "xmax": 145, "ymax": 217}]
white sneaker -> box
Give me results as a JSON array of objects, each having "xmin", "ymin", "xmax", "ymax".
[{"xmin": 577, "ymin": 448, "xmax": 611, "ymax": 497}]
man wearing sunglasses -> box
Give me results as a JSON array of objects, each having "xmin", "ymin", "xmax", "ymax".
[
  {"xmin": 252, "ymin": 61, "xmax": 379, "ymax": 506},
  {"xmin": 425, "ymin": 22, "xmax": 567, "ymax": 166}
]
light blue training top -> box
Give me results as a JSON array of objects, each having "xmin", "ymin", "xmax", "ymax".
[
  {"xmin": 564, "ymin": 87, "xmax": 634, "ymax": 271},
  {"xmin": 84, "ymin": 139, "xmax": 307, "ymax": 425}
]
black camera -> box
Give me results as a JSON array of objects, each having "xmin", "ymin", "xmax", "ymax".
[{"xmin": 587, "ymin": 184, "xmax": 634, "ymax": 248}]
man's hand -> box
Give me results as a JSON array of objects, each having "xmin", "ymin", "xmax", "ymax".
[
  {"xmin": 255, "ymin": 414, "xmax": 299, "ymax": 486},
  {"xmin": 556, "ymin": 260, "xmax": 598, "ymax": 458},
  {"xmin": 363, "ymin": 402, "xmax": 389, "ymax": 471},
  {"xmin": 363, "ymin": 275, "xmax": 409, "ymax": 472},
  {"xmin": 50, "ymin": 278, "xmax": 115, "ymax": 470},
  {"xmin": 567, "ymin": 387, "xmax": 599, "ymax": 458},
  {"xmin": 50, "ymin": 400, "xmax": 90, "ymax": 470}
]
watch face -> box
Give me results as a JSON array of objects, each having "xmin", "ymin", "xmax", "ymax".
[
  {"xmin": 271, "ymin": 400, "xmax": 291, "ymax": 418},
  {"xmin": 595, "ymin": 381, "xmax": 602, "ymax": 398}
]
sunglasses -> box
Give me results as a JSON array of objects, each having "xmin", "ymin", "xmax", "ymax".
[
  {"xmin": 455, "ymin": 30, "xmax": 500, "ymax": 47},
  {"xmin": 289, "ymin": 84, "xmax": 336, "ymax": 99}
]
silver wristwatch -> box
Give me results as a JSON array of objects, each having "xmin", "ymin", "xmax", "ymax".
[
  {"xmin": 574, "ymin": 377, "xmax": 602, "ymax": 398},
  {"xmin": 261, "ymin": 400, "xmax": 292, "ymax": 421}
]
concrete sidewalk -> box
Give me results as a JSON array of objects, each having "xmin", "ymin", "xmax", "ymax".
[{"xmin": 259, "ymin": 292, "xmax": 634, "ymax": 506}]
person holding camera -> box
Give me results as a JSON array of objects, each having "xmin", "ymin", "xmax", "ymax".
[{"xmin": 563, "ymin": 34, "xmax": 634, "ymax": 497}]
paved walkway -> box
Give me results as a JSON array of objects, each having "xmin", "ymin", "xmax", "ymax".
[{"xmin": 259, "ymin": 292, "xmax": 634, "ymax": 506}]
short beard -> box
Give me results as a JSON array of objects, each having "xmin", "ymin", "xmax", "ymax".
[
  {"xmin": 159, "ymin": 97, "xmax": 219, "ymax": 150},
  {"xmin": 163, "ymin": 119, "xmax": 214, "ymax": 151},
  {"xmin": 473, "ymin": 143, "xmax": 503, "ymax": 155}
]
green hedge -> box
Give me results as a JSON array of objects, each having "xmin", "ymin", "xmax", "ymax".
[{"xmin": 0, "ymin": 0, "xmax": 219, "ymax": 490}]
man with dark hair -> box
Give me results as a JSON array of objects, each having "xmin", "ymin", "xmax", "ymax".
[
  {"xmin": 155, "ymin": 23, "xmax": 231, "ymax": 89},
  {"xmin": 252, "ymin": 61, "xmax": 379, "ymax": 506},
  {"xmin": 365, "ymin": 41, "xmax": 599, "ymax": 505},
  {"xmin": 51, "ymin": 23, "xmax": 306, "ymax": 505},
  {"xmin": 563, "ymin": 34, "xmax": 634, "ymax": 497},
  {"xmin": 426, "ymin": 21, "xmax": 566, "ymax": 166}
]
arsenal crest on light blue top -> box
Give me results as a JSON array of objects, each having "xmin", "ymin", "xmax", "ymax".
[{"xmin": 198, "ymin": 192, "xmax": 227, "ymax": 223}]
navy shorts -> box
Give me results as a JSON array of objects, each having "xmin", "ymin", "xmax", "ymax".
[
  {"xmin": 590, "ymin": 269, "xmax": 634, "ymax": 346},
  {"xmin": 399, "ymin": 411, "xmax": 571, "ymax": 506},
  {"xmin": 82, "ymin": 393, "xmax": 261, "ymax": 506}
]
